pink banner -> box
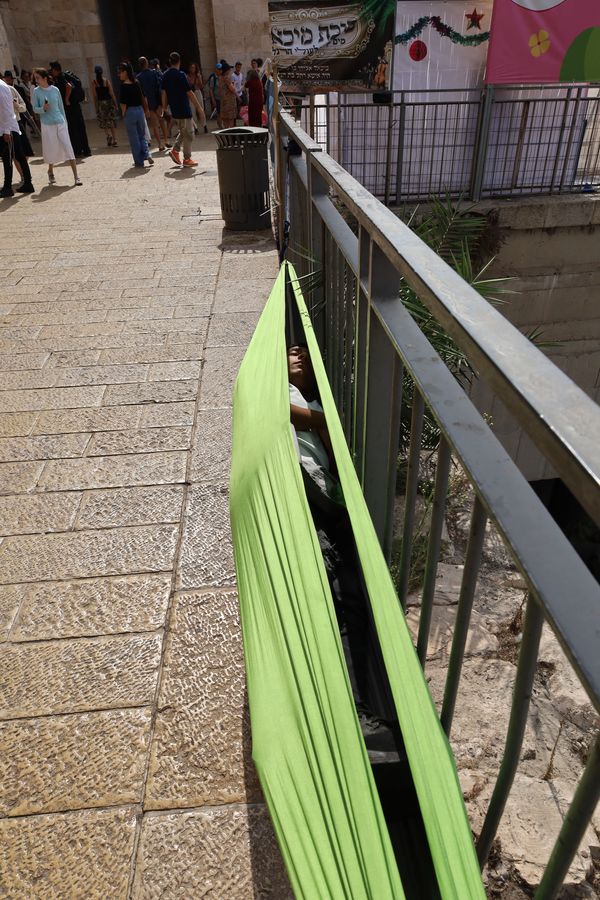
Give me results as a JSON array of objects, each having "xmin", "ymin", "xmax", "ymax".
[{"xmin": 485, "ymin": 0, "xmax": 600, "ymax": 84}]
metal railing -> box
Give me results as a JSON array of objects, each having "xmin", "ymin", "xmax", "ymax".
[
  {"xmin": 275, "ymin": 108, "xmax": 600, "ymax": 897},
  {"xmin": 281, "ymin": 84, "xmax": 600, "ymax": 203}
]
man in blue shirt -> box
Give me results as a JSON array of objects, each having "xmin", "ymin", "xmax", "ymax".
[
  {"xmin": 160, "ymin": 51, "xmax": 204, "ymax": 167},
  {"xmin": 137, "ymin": 56, "xmax": 170, "ymax": 151}
]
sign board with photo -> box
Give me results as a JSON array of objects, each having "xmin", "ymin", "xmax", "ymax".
[{"xmin": 269, "ymin": 0, "xmax": 395, "ymax": 92}]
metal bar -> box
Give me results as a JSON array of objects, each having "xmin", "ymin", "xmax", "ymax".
[
  {"xmin": 511, "ymin": 100, "xmax": 530, "ymax": 190},
  {"xmin": 417, "ymin": 437, "xmax": 452, "ymax": 668},
  {"xmin": 470, "ymin": 85, "xmax": 495, "ymax": 200},
  {"xmin": 440, "ymin": 497, "xmax": 488, "ymax": 736},
  {"xmin": 397, "ymin": 389, "xmax": 425, "ymax": 610},
  {"xmin": 476, "ymin": 593, "xmax": 545, "ymax": 866},
  {"xmin": 362, "ymin": 244, "xmax": 403, "ymax": 554},
  {"xmin": 384, "ymin": 101, "xmax": 394, "ymax": 206},
  {"xmin": 352, "ymin": 227, "xmax": 371, "ymax": 477},
  {"xmin": 535, "ymin": 734, "xmax": 600, "ymax": 900}
]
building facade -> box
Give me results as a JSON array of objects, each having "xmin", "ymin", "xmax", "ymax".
[{"xmin": 0, "ymin": 0, "xmax": 272, "ymax": 111}]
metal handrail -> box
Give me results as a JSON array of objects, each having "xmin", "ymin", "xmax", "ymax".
[{"xmin": 278, "ymin": 107, "xmax": 600, "ymax": 894}]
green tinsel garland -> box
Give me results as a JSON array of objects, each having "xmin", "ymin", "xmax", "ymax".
[{"xmin": 395, "ymin": 15, "xmax": 490, "ymax": 47}]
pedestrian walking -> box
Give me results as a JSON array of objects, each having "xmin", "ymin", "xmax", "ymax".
[
  {"xmin": 117, "ymin": 62, "xmax": 153, "ymax": 168},
  {"xmin": 1, "ymin": 71, "xmax": 34, "ymax": 157},
  {"xmin": 160, "ymin": 51, "xmax": 204, "ymax": 167},
  {"xmin": 231, "ymin": 61, "xmax": 245, "ymax": 112},
  {"xmin": 219, "ymin": 61, "xmax": 237, "ymax": 129},
  {"xmin": 92, "ymin": 65, "xmax": 118, "ymax": 147},
  {"xmin": 207, "ymin": 63, "xmax": 221, "ymax": 127},
  {"xmin": 186, "ymin": 62, "xmax": 206, "ymax": 134},
  {"xmin": 137, "ymin": 56, "xmax": 169, "ymax": 151},
  {"xmin": 48, "ymin": 61, "xmax": 91, "ymax": 157},
  {"xmin": 245, "ymin": 68, "xmax": 264, "ymax": 127},
  {"xmin": 31, "ymin": 68, "xmax": 81, "ymax": 186},
  {"xmin": 0, "ymin": 76, "xmax": 34, "ymax": 197}
]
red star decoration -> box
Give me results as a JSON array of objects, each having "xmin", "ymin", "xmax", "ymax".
[{"xmin": 465, "ymin": 8, "xmax": 484, "ymax": 29}]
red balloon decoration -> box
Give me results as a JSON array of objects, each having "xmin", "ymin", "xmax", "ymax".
[{"xmin": 409, "ymin": 40, "xmax": 428, "ymax": 61}]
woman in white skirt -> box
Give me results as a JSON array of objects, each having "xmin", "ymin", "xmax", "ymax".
[{"xmin": 32, "ymin": 68, "xmax": 82, "ymax": 186}]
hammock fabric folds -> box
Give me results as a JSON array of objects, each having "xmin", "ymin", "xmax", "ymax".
[{"xmin": 230, "ymin": 263, "xmax": 485, "ymax": 899}]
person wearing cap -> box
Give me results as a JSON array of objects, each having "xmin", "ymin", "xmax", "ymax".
[
  {"xmin": 0, "ymin": 74, "xmax": 34, "ymax": 197},
  {"xmin": 160, "ymin": 51, "xmax": 204, "ymax": 166},
  {"xmin": 207, "ymin": 62, "xmax": 221, "ymax": 127},
  {"xmin": 219, "ymin": 61, "xmax": 237, "ymax": 129}
]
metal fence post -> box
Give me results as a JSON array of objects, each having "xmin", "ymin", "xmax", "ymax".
[
  {"xmin": 394, "ymin": 91, "xmax": 406, "ymax": 206},
  {"xmin": 363, "ymin": 245, "xmax": 403, "ymax": 556},
  {"xmin": 305, "ymin": 151, "xmax": 327, "ymax": 344},
  {"xmin": 470, "ymin": 84, "xmax": 494, "ymax": 201}
]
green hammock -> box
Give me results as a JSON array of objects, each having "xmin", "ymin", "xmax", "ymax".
[{"xmin": 230, "ymin": 262, "xmax": 484, "ymax": 899}]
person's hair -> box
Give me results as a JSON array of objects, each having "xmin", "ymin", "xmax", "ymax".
[
  {"xmin": 235, "ymin": 61, "xmax": 242, "ymax": 67},
  {"xmin": 256, "ymin": 57, "xmax": 263, "ymax": 67},
  {"xmin": 118, "ymin": 62, "xmax": 135, "ymax": 82},
  {"xmin": 94, "ymin": 64, "xmax": 103, "ymax": 81},
  {"xmin": 138, "ymin": 56, "xmax": 148, "ymax": 69},
  {"xmin": 188, "ymin": 62, "xmax": 199, "ymax": 75},
  {"xmin": 49, "ymin": 61, "xmax": 61, "ymax": 72},
  {"xmin": 246, "ymin": 68, "xmax": 259, "ymax": 82},
  {"xmin": 33, "ymin": 67, "xmax": 51, "ymax": 83},
  {"xmin": 251, "ymin": 58, "xmax": 257, "ymax": 65},
  {"xmin": 169, "ymin": 51, "xmax": 180, "ymax": 65}
]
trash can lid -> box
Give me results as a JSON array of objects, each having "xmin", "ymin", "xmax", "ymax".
[
  {"xmin": 214, "ymin": 127, "xmax": 268, "ymax": 135},
  {"xmin": 213, "ymin": 126, "xmax": 270, "ymax": 148}
]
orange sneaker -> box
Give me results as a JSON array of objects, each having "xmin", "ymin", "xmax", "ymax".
[
  {"xmin": 182, "ymin": 158, "xmax": 198, "ymax": 167},
  {"xmin": 169, "ymin": 148, "xmax": 181, "ymax": 165}
]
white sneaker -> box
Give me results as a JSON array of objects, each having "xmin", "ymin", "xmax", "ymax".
[
  {"xmin": 74, "ymin": 178, "xmax": 82, "ymax": 186},
  {"xmin": 48, "ymin": 173, "xmax": 56, "ymax": 185}
]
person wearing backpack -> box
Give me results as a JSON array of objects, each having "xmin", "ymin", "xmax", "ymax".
[{"xmin": 49, "ymin": 61, "xmax": 91, "ymax": 157}]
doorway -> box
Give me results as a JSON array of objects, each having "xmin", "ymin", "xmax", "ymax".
[{"xmin": 98, "ymin": 0, "xmax": 201, "ymax": 79}]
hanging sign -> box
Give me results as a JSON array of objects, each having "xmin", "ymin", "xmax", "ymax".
[
  {"xmin": 269, "ymin": 0, "xmax": 395, "ymax": 92},
  {"xmin": 486, "ymin": 0, "xmax": 600, "ymax": 83}
]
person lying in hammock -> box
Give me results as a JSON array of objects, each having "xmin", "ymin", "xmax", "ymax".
[{"xmin": 288, "ymin": 344, "xmax": 400, "ymax": 757}]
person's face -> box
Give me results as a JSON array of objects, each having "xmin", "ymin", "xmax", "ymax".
[
  {"xmin": 5, "ymin": 75, "xmax": 13, "ymax": 86},
  {"xmin": 251, "ymin": 60, "xmax": 258, "ymax": 70},
  {"xmin": 235, "ymin": 64, "xmax": 241, "ymax": 74},
  {"xmin": 117, "ymin": 68, "xmax": 127, "ymax": 81},
  {"xmin": 288, "ymin": 345, "xmax": 316, "ymax": 395}
]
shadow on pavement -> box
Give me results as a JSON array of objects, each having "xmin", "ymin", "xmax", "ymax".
[
  {"xmin": 31, "ymin": 185, "xmax": 73, "ymax": 202},
  {"xmin": 164, "ymin": 169, "xmax": 206, "ymax": 179},
  {"xmin": 120, "ymin": 167, "xmax": 150, "ymax": 179}
]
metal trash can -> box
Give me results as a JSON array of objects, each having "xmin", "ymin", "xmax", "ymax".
[{"xmin": 213, "ymin": 127, "xmax": 271, "ymax": 230}]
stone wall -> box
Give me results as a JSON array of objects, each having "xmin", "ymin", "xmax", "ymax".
[
  {"xmin": 0, "ymin": 0, "xmax": 272, "ymax": 93},
  {"xmin": 209, "ymin": 0, "xmax": 271, "ymax": 71},
  {"xmin": 0, "ymin": 0, "xmax": 109, "ymax": 118},
  {"xmin": 470, "ymin": 194, "xmax": 600, "ymax": 482}
]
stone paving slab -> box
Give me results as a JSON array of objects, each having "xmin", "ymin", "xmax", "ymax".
[
  {"xmin": 0, "ymin": 123, "xmax": 282, "ymax": 895},
  {"xmin": 0, "ymin": 807, "xmax": 137, "ymax": 899},
  {"xmin": 133, "ymin": 806, "xmax": 291, "ymax": 898}
]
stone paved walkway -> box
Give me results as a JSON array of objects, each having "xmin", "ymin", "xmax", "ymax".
[{"xmin": 0, "ymin": 126, "xmax": 290, "ymax": 897}]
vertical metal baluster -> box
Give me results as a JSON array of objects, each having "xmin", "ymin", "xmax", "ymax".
[
  {"xmin": 363, "ymin": 243, "xmax": 403, "ymax": 555},
  {"xmin": 395, "ymin": 91, "xmax": 405, "ymax": 205},
  {"xmin": 535, "ymin": 734, "xmax": 600, "ymax": 900},
  {"xmin": 440, "ymin": 496, "xmax": 488, "ymax": 736},
  {"xmin": 352, "ymin": 228, "xmax": 370, "ymax": 476},
  {"xmin": 476, "ymin": 593, "xmax": 545, "ymax": 866},
  {"xmin": 417, "ymin": 437, "xmax": 452, "ymax": 667},
  {"xmin": 397, "ymin": 388, "xmax": 425, "ymax": 609},
  {"xmin": 344, "ymin": 266, "xmax": 355, "ymax": 445}
]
